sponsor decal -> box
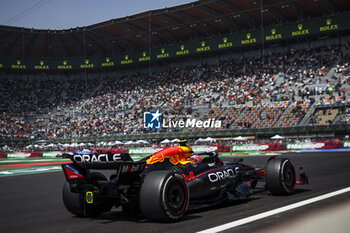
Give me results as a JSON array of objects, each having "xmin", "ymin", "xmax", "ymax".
[
  {"xmin": 72, "ymin": 153, "xmax": 122, "ymax": 163},
  {"xmin": 80, "ymin": 59, "xmax": 94, "ymax": 68},
  {"xmin": 121, "ymin": 163, "xmax": 145, "ymax": 173},
  {"xmin": 101, "ymin": 57, "xmax": 114, "ymax": 67},
  {"xmin": 320, "ymin": 18, "xmax": 338, "ymax": 32},
  {"xmin": 182, "ymin": 171, "xmax": 196, "ymax": 181},
  {"xmin": 86, "ymin": 191, "xmax": 93, "ymax": 204},
  {"xmin": 129, "ymin": 147, "xmax": 163, "ymax": 154},
  {"xmin": 265, "ymin": 28, "xmax": 282, "ymax": 41},
  {"xmin": 231, "ymin": 144, "xmax": 269, "ymax": 151},
  {"xmin": 34, "ymin": 60, "xmax": 49, "ymax": 69},
  {"xmin": 43, "ymin": 151, "xmax": 63, "ymax": 157},
  {"xmin": 157, "ymin": 48, "xmax": 169, "ymax": 59},
  {"xmin": 63, "ymin": 164, "xmax": 83, "ymax": 179},
  {"xmin": 12, "ymin": 60, "xmax": 26, "ymax": 69},
  {"xmin": 121, "ymin": 55, "xmax": 133, "ymax": 64},
  {"xmin": 8, "ymin": 152, "xmax": 32, "ymax": 158},
  {"xmin": 58, "ymin": 60, "xmax": 72, "ymax": 69},
  {"xmin": 196, "ymin": 41, "xmax": 210, "ymax": 52},
  {"xmin": 139, "ymin": 51, "xmax": 150, "ymax": 62},
  {"xmin": 191, "ymin": 146, "xmax": 217, "ymax": 153},
  {"xmin": 286, "ymin": 142, "xmax": 325, "ymax": 150},
  {"xmin": 218, "ymin": 37, "xmax": 232, "ymax": 48},
  {"xmin": 129, "ymin": 146, "xmax": 218, "ymax": 155},
  {"xmin": 241, "ymin": 33, "xmax": 256, "ymax": 45},
  {"xmin": 176, "ymin": 44, "xmax": 189, "ymax": 55},
  {"xmin": 291, "ymin": 24, "xmax": 310, "ymax": 36},
  {"xmin": 208, "ymin": 169, "xmax": 235, "ymax": 182}
]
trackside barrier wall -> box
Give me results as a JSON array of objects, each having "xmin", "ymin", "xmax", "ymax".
[
  {"xmin": 3, "ymin": 142, "xmax": 350, "ymax": 159},
  {"xmin": 7, "ymin": 152, "xmax": 43, "ymax": 158},
  {"xmin": 231, "ymin": 141, "xmax": 344, "ymax": 151},
  {"xmin": 128, "ymin": 145, "xmax": 229, "ymax": 155},
  {"xmin": 231, "ymin": 143, "xmax": 285, "ymax": 151},
  {"xmin": 285, "ymin": 141, "xmax": 342, "ymax": 150},
  {"xmin": 342, "ymin": 141, "xmax": 350, "ymax": 148}
]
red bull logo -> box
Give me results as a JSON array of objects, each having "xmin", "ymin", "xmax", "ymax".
[
  {"xmin": 182, "ymin": 171, "xmax": 196, "ymax": 181},
  {"xmin": 146, "ymin": 146, "xmax": 193, "ymax": 165}
]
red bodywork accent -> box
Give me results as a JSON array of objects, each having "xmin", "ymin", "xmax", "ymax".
[
  {"xmin": 256, "ymin": 169, "xmax": 266, "ymax": 176},
  {"xmin": 63, "ymin": 164, "xmax": 83, "ymax": 179},
  {"xmin": 195, "ymin": 168, "xmax": 220, "ymax": 178}
]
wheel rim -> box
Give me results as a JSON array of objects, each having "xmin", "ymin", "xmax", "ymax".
[
  {"xmin": 165, "ymin": 180, "xmax": 186, "ymax": 215},
  {"xmin": 283, "ymin": 163, "xmax": 295, "ymax": 191}
]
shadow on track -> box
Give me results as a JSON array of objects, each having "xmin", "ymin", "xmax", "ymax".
[{"xmin": 70, "ymin": 188, "xmax": 311, "ymax": 225}]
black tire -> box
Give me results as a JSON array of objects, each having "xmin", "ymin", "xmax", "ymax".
[
  {"xmin": 266, "ymin": 158, "xmax": 296, "ymax": 195},
  {"xmin": 62, "ymin": 172, "xmax": 112, "ymax": 217},
  {"xmin": 89, "ymin": 172, "xmax": 107, "ymax": 186},
  {"xmin": 140, "ymin": 170, "xmax": 189, "ymax": 221}
]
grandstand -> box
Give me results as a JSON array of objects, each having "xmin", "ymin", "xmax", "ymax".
[{"xmin": 1, "ymin": 0, "xmax": 350, "ymax": 147}]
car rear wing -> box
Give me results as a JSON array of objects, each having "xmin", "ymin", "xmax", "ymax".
[
  {"xmin": 62, "ymin": 152, "xmax": 146, "ymax": 181},
  {"xmin": 63, "ymin": 151, "xmax": 134, "ymax": 167}
]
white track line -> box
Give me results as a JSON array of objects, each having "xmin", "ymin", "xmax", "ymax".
[{"xmin": 197, "ymin": 186, "xmax": 350, "ymax": 233}]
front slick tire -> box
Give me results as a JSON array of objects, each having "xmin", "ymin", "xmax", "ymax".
[
  {"xmin": 140, "ymin": 170, "xmax": 189, "ymax": 222},
  {"xmin": 266, "ymin": 158, "xmax": 296, "ymax": 195}
]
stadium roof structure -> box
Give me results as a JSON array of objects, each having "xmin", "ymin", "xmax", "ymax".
[{"xmin": 0, "ymin": 0, "xmax": 349, "ymax": 59}]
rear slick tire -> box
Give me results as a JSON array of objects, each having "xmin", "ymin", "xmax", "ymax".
[
  {"xmin": 62, "ymin": 172, "xmax": 112, "ymax": 217},
  {"xmin": 140, "ymin": 170, "xmax": 189, "ymax": 222},
  {"xmin": 266, "ymin": 158, "xmax": 296, "ymax": 195}
]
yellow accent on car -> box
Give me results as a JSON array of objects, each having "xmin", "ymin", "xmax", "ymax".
[{"xmin": 86, "ymin": 191, "xmax": 93, "ymax": 204}]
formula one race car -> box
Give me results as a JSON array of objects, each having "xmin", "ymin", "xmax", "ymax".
[{"xmin": 61, "ymin": 145, "xmax": 308, "ymax": 221}]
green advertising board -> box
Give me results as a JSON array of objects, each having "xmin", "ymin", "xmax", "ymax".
[{"xmin": 0, "ymin": 12, "xmax": 349, "ymax": 71}]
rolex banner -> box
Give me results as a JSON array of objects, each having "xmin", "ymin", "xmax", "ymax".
[{"xmin": 0, "ymin": 11, "xmax": 349, "ymax": 71}]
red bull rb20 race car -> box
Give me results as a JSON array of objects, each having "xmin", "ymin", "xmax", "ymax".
[{"xmin": 61, "ymin": 145, "xmax": 308, "ymax": 221}]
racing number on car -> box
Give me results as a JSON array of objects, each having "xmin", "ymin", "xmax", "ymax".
[{"xmin": 86, "ymin": 191, "xmax": 93, "ymax": 204}]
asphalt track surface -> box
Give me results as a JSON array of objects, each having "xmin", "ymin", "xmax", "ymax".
[{"xmin": 0, "ymin": 152, "xmax": 350, "ymax": 233}]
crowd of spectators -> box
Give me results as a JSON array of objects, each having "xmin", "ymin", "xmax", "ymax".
[{"xmin": 1, "ymin": 45, "xmax": 350, "ymax": 140}]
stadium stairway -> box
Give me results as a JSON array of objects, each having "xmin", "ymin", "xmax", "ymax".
[
  {"xmin": 79, "ymin": 81, "xmax": 105, "ymax": 110},
  {"xmin": 274, "ymin": 101, "xmax": 298, "ymax": 127},
  {"xmin": 226, "ymin": 105, "xmax": 246, "ymax": 128},
  {"xmin": 277, "ymin": 100, "xmax": 313, "ymax": 127},
  {"xmin": 271, "ymin": 73, "xmax": 285, "ymax": 87},
  {"xmin": 299, "ymin": 101, "xmax": 317, "ymax": 126},
  {"xmin": 332, "ymin": 112, "xmax": 344, "ymax": 125},
  {"xmin": 59, "ymin": 81, "xmax": 69, "ymax": 106}
]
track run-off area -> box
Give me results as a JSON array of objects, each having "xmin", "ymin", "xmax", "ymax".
[{"xmin": 0, "ymin": 151, "xmax": 350, "ymax": 233}]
